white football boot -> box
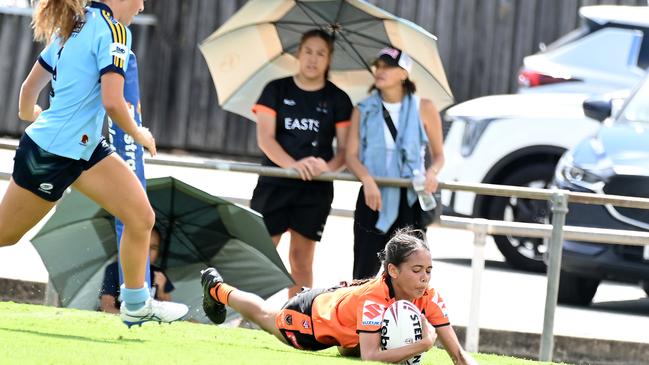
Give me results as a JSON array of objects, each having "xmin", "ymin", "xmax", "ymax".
[{"xmin": 120, "ymin": 298, "xmax": 189, "ymax": 328}]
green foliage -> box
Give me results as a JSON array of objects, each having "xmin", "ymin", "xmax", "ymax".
[{"xmin": 0, "ymin": 302, "xmax": 565, "ymax": 365}]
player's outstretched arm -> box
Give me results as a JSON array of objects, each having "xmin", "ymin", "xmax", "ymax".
[{"xmin": 436, "ymin": 325, "xmax": 479, "ymax": 365}]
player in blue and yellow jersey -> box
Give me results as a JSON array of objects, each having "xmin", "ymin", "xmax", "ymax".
[{"xmin": 0, "ymin": 0, "xmax": 188, "ymax": 326}]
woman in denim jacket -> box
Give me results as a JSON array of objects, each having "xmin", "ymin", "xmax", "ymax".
[{"xmin": 346, "ymin": 47, "xmax": 445, "ymax": 279}]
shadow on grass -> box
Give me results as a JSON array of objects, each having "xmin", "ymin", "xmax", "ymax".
[
  {"xmin": 0, "ymin": 327, "xmax": 145, "ymax": 344},
  {"xmin": 224, "ymin": 341, "xmax": 345, "ymax": 359}
]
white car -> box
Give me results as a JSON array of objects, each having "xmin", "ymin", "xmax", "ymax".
[
  {"xmin": 518, "ymin": 5, "xmax": 649, "ymax": 94},
  {"xmin": 439, "ymin": 93, "xmax": 601, "ymax": 271}
]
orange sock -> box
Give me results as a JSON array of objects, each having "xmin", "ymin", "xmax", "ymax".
[{"xmin": 209, "ymin": 283, "xmax": 235, "ymax": 305}]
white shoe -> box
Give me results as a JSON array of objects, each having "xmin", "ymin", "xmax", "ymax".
[{"xmin": 120, "ymin": 298, "xmax": 189, "ymax": 328}]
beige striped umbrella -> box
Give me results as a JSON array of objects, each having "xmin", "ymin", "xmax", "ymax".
[{"xmin": 200, "ymin": 0, "xmax": 453, "ymax": 121}]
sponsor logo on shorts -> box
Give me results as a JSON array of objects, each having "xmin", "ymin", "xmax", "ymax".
[
  {"xmin": 80, "ymin": 134, "xmax": 89, "ymax": 146},
  {"xmin": 361, "ymin": 300, "xmax": 385, "ymax": 326},
  {"xmin": 302, "ymin": 319, "xmax": 310, "ymax": 329},
  {"xmin": 284, "ymin": 314, "xmax": 292, "ymax": 326},
  {"xmin": 38, "ymin": 183, "xmax": 54, "ymax": 194}
]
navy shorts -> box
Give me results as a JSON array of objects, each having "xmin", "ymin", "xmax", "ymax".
[
  {"xmin": 12, "ymin": 134, "xmax": 114, "ymax": 202},
  {"xmin": 250, "ymin": 183, "xmax": 334, "ymax": 241}
]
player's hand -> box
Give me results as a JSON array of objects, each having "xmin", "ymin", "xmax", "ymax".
[
  {"xmin": 153, "ymin": 271, "xmax": 166, "ymax": 289},
  {"xmin": 134, "ymin": 126, "xmax": 157, "ymax": 157},
  {"xmin": 291, "ymin": 157, "xmax": 319, "ymax": 180},
  {"xmin": 425, "ymin": 168, "xmax": 439, "ymax": 194},
  {"xmin": 312, "ymin": 157, "xmax": 330, "ymax": 175},
  {"xmin": 361, "ymin": 177, "xmax": 381, "ymax": 211},
  {"xmin": 420, "ymin": 316, "xmax": 437, "ymax": 350}
]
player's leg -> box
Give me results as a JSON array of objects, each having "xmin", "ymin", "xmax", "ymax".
[
  {"xmin": 0, "ymin": 134, "xmax": 69, "ymax": 245},
  {"xmin": 285, "ymin": 185, "xmax": 332, "ymax": 297},
  {"xmin": 0, "ymin": 180, "xmax": 55, "ymax": 245},
  {"xmin": 73, "ymin": 153, "xmax": 153, "ymax": 289},
  {"xmin": 73, "ymin": 151, "xmax": 187, "ymax": 324},
  {"xmin": 286, "ymin": 230, "xmax": 315, "ymax": 298},
  {"xmin": 201, "ymin": 267, "xmax": 286, "ymax": 343}
]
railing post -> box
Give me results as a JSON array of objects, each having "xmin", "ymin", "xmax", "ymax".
[
  {"xmin": 43, "ymin": 280, "xmax": 59, "ymax": 307},
  {"xmin": 539, "ymin": 190, "xmax": 569, "ymax": 362},
  {"xmin": 465, "ymin": 218, "xmax": 488, "ymax": 353}
]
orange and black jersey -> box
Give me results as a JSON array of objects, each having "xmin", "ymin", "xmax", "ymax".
[{"xmin": 309, "ymin": 277, "xmax": 449, "ymax": 348}]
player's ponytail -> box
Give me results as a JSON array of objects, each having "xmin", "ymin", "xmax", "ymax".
[
  {"xmin": 32, "ymin": 0, "xmax": 87, "ymax": 44},
  {"xmin": 378, "ymin": 228, "xmax": 429, "ymax": 276}
]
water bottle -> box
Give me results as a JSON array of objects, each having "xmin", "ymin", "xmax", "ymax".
[{"xmin": 412, "ymin": 169, "xmax": 436, "ymax": 211}]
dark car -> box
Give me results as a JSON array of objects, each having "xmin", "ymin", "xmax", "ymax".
[{"xmin": 552, "ymin": 75, "xmax": 649, "ymax": 306}]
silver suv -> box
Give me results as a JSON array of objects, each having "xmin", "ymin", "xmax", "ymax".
[{"xmin": 518, "ymin": 5, "xmax": 648, "ymax": 94}]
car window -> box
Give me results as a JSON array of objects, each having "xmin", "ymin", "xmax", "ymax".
[
  {"xmin": 544, "ymin": 25, "xmax": 592, "ymax": 52},
  {"xmin": 619, "ymin": 77, "xmax": 649, "ymax": 124},
  {"xmin": 637, "ymin": 31, "xmax": 649, "ymax": 69}
]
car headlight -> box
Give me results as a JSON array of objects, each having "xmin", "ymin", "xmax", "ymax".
[
  {"xmin": 460, "ymin": 118, "xmax": 494, "ymax": 157},
  {"xmin": 555, "ymin": 154, "xmax": 606, "ymax": 191}
]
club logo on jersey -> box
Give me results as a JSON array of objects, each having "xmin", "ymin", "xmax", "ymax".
[
  {"xmin": 316, "ymin": 101, "xmax": 328, "ymax": 114},
  {"xmin": 362, "ymin": 300, "xmax": 385, "ymax": 326},
  {"xmin": 284, "ymin": 118, "xmax": 319, "ymax": 132},
  {"xmin": 431, "ymin": 291, "xmax": 448, "ymax": 317},
  {"xmin": 109, "ymin": 42, "xmax": 128, "ymax": 60},
  {"xmin": 283, "ymin": 98, "xmax": 296, "ymax": 106},
  {"xmin": 79, "ymin": 134, "xmax": 89, "ymax": 146}
]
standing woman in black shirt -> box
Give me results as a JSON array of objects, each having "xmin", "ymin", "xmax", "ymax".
[{"xmin": 251, "ymin": 29, "xmax": 353, "ymax": 298}]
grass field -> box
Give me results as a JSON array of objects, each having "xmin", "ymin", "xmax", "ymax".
[{"xmin": 0, "ymin": 302, "xmax": 567, "ymax": 365}]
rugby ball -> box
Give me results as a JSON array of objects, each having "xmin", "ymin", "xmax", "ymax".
[{"xmin": 380, "ymin": 300, "xmax": 424, "ymax": 365}]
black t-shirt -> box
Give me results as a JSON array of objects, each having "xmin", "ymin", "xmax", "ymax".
[{"xmin": 253, "ymin": 77, "xmax": 352, "ymax": 187}]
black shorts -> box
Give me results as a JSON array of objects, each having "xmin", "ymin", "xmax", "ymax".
[
  {"xmin": 12, "ymin": 134, "xmax": 114, "ymax": 202},
  {"xmin": 275, "ymin": 287, "xmax": 333, "ymax": 351},
  {"xmin": 250, "ymin": 182, "xmax": 334, "ymax": 241}
]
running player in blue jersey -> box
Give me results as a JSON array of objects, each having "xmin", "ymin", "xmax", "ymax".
[{"xmin": 0, "ymin": 0, "xmax": 187, "ymax": 326}]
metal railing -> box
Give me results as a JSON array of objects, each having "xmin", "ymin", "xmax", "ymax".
[
  {"xmin": 1, "ymin": 143, "xmax": 648, "ymax": 361},
  {"xmin": 142, "ymin": 155, "xmax": 649, "ymax": 362}
]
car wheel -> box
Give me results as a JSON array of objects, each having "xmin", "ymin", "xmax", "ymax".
[
  {"xmin": 487, "ymin": 162, "xmax": 555, "ymax": 272},
  {"xmin": 558, "ymin": 271, "xmax": 600, "ymax": 306}
]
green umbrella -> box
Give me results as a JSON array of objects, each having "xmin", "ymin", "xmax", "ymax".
[{"xmin": 31, "ymin": 176, "xmax": 293, "ymax": 322}]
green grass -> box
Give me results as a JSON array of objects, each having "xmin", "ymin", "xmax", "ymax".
[{"xmin": 0, "ymin": 302, "xmax": 565, "ymax": 365}]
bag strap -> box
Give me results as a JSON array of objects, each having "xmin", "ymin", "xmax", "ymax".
[{"xmin": 381, "ymin": 103, "xmax": 398, "ymax": 141}]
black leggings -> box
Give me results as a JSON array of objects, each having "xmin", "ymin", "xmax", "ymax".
[{"xmin": 352, "ymin": 187, "xmax": 425, "ymax": 279}]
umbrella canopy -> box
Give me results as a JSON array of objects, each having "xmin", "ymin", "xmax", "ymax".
[
  {"xmin": 31, "ymin": 176, "xmax": 293, "ymax": 322},
  {"xmin": 200, "ymin": 0, "xmax": 453, "ymax": 121}
]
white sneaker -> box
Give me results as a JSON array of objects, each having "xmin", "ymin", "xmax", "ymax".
[{"xmin": 120, "ymin": 298, "xmax": 189, "ymax": 328}]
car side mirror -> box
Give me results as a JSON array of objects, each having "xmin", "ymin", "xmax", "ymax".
[{"xmin": 583, "ymin": 97, "xmax": 612, "ymax": 122}]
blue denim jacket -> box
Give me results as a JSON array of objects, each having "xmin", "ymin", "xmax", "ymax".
[{"xmin": 358, "ymin": 91, "xmax": 428, "ymax": 232}]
